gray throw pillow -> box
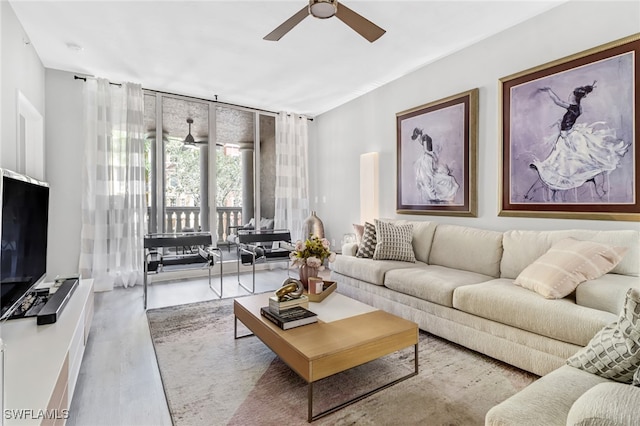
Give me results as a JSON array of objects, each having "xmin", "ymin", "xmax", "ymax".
[
  {"xmin": 634, "ymin": 367, "xmax": 640, "ymax": 387},
  {"xmin": 372, "ymin": 219, "xmax": 415, "ymax": 263},
  {"xmin": 566, "ymin": 287, "xmax": 640, "ymax": 384},
  {"xmin": 356, "ymin": 222, "xmax": 377, "ymax": 258}
]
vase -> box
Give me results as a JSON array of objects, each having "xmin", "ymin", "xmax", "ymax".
[
  {"xmin": 302, "ymin": 211, "xmax": 325, "ymax": 239},
  {"xmin": 299, "ymin": 265, "xmax": 320, "ymax": 290}
]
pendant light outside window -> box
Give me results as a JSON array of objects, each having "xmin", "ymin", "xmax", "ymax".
[{"xmin": 183, "ymin": 118, "xmax": 197, "ymax": 149}]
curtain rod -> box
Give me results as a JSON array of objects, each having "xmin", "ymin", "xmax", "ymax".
[
  {"xmin": 73, "ymin": 75, "xmax": 313, "ymax": 121},
  {"xmin": 74, "ymin": 75, "xmax": 121, "ymax": 87}
]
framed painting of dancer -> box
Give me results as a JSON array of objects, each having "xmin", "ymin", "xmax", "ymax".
[
  {"xmin": 500, "ymin": 33, "xmax": 640, "ymax": 221},
  {"xmin": 396, "ymin": 88, "xmax": 478, "ymax": 216}
]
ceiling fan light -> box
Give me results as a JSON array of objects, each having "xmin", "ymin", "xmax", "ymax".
[
  {"xmin": 182, "ymin": 142, "xmax": 198, "ymax": 150},
  {"xmin": 309, "ymin": 0, "xmax": 337, "ymax": 19}
]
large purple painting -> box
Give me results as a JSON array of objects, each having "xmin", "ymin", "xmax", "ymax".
[
  {"xmin": 397, "ymin": 89, "xmax": 477, "ymax": 216},
  {"xmin": 500, "ymin": 34, "xmax": 640, "ymax": 221}
]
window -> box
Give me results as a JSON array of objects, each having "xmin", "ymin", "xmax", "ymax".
[{"xmin": 143, "ymin": 92, "xmax": 275, "ymax": 263}]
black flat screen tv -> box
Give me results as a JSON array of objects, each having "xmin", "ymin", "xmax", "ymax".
[{"xmin": 0, "ymin": 169, "xmax": 49, "ymax": 320}]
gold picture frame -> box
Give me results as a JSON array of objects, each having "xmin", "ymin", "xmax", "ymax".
[
  {"xmin": 396, "ymin": 89, "xmax": 478, "ymax": 217},
  {"xmin": 499, "ymin": 33, "xmax": 640, "ymax": 221}
]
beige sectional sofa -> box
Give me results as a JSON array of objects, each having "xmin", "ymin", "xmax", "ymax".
[
  {"xmin": 485, "ymin": 364, "xmax": 640, "ymax": 425},
  {"xmin": 330, "ymin": 221, "xmax": 640, "ymax": 424}
]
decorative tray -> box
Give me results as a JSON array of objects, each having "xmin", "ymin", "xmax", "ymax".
[{"xmin": 306, "ymin": 280, "xmax": 337, "ymax": 302}]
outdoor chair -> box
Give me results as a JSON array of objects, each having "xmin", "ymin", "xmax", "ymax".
[
  {"xmin": 225, "ymin": 217, "xmax": 276, "ymax": 252},
  {"xmin": 236, "ymin": 229, "xmax": 293, "ymax": 294},
  {"xmin": 143, "ymin": 231, "xmax": 223, "ymax": 309}
]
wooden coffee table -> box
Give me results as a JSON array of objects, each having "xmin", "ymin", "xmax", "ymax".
[{"xmin": 233, "ymin": 292, "xmax": 419, "ymax": 422}]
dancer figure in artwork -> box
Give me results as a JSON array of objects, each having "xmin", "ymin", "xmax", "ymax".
[
  {"xmin": 525, "ymin": 81, "xmax": 629, "ymax": 202},
  {"xmin": 411, "ymin": 127, "xmax": 459, "ymax": 203}
]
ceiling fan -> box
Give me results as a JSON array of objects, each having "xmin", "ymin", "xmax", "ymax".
[
  {"xmin": 182, "ymin": 118, "xmax": 208, "ymax": 150},
  {"xmin": 264, "ymin": 0, "xmax": 385, "ymax": 43}
]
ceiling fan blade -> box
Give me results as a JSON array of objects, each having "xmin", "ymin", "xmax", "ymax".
[
  {"xmin": 335, "ymin": 2, "xmax": 385, "ymax": 43},
  {"xmin": 264, "ymin": 5, "xmax": 309, "ymax": 41}
]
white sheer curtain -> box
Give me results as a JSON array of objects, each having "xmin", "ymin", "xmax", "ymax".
[
  {"xmin": 79, "ymin": 78, "xmax": 146, "ymax": 291},
  {"xmin": 274, "ymin": 113, "xmax": 310, "ymax": 242}
]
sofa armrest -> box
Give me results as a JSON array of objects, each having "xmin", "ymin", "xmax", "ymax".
[
  {"xmin": 567, "ymin": 382, "xmax": 640, "ymax": 426},
  {"xmin": 341, "ymin": 242, "xmax": 358, "ymax": 257}
]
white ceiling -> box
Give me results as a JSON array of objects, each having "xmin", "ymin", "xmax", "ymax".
[{"xmin": 9, "ymin": 0, "xmax": 565, "ymax": 117}]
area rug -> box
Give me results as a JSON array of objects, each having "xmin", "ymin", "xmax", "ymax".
[{"xmin": 147, "ymin": 297, "xmax": 537, "ymax": 426}]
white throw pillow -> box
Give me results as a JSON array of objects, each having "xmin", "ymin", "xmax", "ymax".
[
  {"xmin": 514, "ymin": 238, "xmax": 628, "ymax": 299},
  {"xmin": 353, "ymin": 223, "xmax": 364, "ymax": 245}
]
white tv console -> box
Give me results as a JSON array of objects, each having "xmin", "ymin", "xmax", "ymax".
[{"xmin": 2, "ymin": 279, "xmax": 94, "ymax": 426}]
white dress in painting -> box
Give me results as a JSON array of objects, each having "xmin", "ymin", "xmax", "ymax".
[
  {"xmin": 529, "ymin": 84, "xmax": 629, "ymax": 197},
  {"xmin": 411, "ymin": 128, "xmax": 459, "ymax": 203},
  {"xmin": 531, "ymin": 122, "xmax": 628, "ymax": 191}
]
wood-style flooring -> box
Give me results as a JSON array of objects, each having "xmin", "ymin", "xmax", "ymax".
[{"xmin": 67, "ymin": 266, "xmax": 296, "ymax": 426}]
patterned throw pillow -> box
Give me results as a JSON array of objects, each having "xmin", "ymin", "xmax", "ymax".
[
  {"xmin": 356, "ymin": 222, "xmax": 377, "ymax": 258},
  {"xmin": 566, "ymin": 287, "xmax": 640, "ymax": 383},
  {"xmin": 372, "ymin": 220, "xmax": 415, "ymax": 263},
  {"xmin": 514, "ymin": 238, "xmax": 628, "ymax": 299}
]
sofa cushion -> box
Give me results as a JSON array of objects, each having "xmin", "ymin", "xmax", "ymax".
[
  {"xmin": 576, "ymin": 274, "xmax": 640, "ymax": 315},
  {"xmin": 453, "ymin": 279, "xmax": 616, "ymax": 346},
  {"xmin": 635, "ymin": 367, "xmax": 640, "ymax": 387},
  {"xmin": 567, "ymin": 288, "xmax": 640, "ymax": 384},
  {"xmin": 383, "ymin": 265, "xmax": 493, "ymax": 307},
  {"xmin": 428, "ymin": 224, "xmax": 503, "ymax": 277},
  {"xmin": 332, "ymin": 254, "xmax": 421, "ymax": 286},
  {"xmin": 566, "ymin": 382, "xmax": 640, "ymax": 426},
  {"xmin": 514, "ymin": 238, "xmax": 628, "ymax": 299},
  {"xmin": 387, "ymin": 219, "xmax": 437, "ymax": 264},
  {"xmin": 356, "ymin": 222, "xmax": 376, "ymax": 258},
  {"xmin": 372, "ymin": 220, "xmax": 415, "ymax": 262},
  {"xmin": 501, "ymin": 229, "xmax": 640, "ymax": 279},
  {"xmin": 486, "ymin": 365, "xmax": 610, "ymax": 426}
]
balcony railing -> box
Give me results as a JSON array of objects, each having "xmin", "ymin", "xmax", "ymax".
[
  {"xmin": 164, "ymin": 206, "xmax": 201, "ymax": 233},
  {"xmin": 147, "ymin": 206, "xmax": 243, "ymax": 242},
  {"xmin": 216, "ymin": 207, "xmax": 243, "ymax": 241}
]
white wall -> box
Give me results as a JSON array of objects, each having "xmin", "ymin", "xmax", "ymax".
[
  {"xmin": 310, "ymin": 1, "xmax": 640, "ymax": 247},
  {"xmin": 1, "ymin": 1, "xmax": 45, "ymax": 172},
  {"xmin": 1, "ymin": 1, "xmax": 57, "ymax": 278},
  {"xmin": 44, "ymin": 69, "xmax": 84, "ymax": 278}
]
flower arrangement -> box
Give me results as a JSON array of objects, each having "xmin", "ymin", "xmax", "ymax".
[{"xmin": 290, "ymin": 235, "xmax": 337, "ymax": 270}]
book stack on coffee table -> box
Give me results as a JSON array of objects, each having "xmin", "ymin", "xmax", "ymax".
[
  {"xmin": 268, "ymin": 294, "xmax": 309, "ymax": 313},
  {"xmin": 260, "ymin": 305, "xmax": 318, "ymax": 330}
]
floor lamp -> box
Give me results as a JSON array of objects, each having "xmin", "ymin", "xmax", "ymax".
[{"xmin": 360, "ymin": 152, "xmax": 379, "ymax": 224}]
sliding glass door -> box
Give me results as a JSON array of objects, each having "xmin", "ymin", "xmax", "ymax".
[
  {"xmin": 215, "ymin": 106, "xmax": 252, "ymax": 241},
  {"xmin": 162, "ymin": 97, "xmax": 210, "ymax": 233},
  {"xmin": 144, "ymin": 92, "xmax": 210, "ymax": 235},
  {"xmin": 143, "ymin": 91, "xmax": 276, "ymax": 263},
  {"xmin": 214, "ymin": 107, "xmax": 277, "ymax": 241}
]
